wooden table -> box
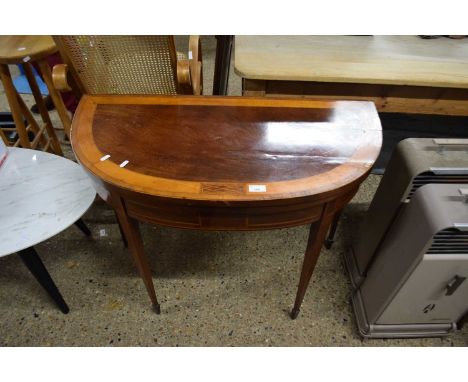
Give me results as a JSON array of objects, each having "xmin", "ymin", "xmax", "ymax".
[
  {"xmin": 0, "ymin": 36, "xmax": 72, "ymax": 152},
  {"xmin": 235, "ymin": 36, "xmax": 468, "ymax": 116},
  {"xmin": 0, "ymin": 148, "xmax": 95, "ymax": 313},
  {"xmin": 72, "ymin": 95, "xmax": 382, "ymax": 318}
]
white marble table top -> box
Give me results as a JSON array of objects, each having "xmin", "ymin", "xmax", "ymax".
[{"xmin": 0, "ymin": 148, "xmax": 96, "ymax": 257}]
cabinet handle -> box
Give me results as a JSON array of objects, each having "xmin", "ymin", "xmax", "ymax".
[{"xmin": 445, "ymin": 275, "xmax": 466, "ymax": 296}]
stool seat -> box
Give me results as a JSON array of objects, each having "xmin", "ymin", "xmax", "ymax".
[
  {"xmin": 0, "ymin": 35, "xmax": 71, "ymax": 152},
  {"xmin": 0, "ymin": 36, "xmax": 57, "ymax": 64}
]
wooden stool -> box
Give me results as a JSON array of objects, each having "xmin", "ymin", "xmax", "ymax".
[{"xmin": 0, "ymin": 36, "xmax": 72, "ymax": 154}]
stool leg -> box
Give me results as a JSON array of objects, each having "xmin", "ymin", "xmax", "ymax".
[
  {"xmin": 0, "ymin": 126, "xmax": 8, "ymax": 145},
  {"xmin": 36, "ymin": 59, "xmax": 72, "ymax": 139},
  {"xmin": 18, "ymin": 247, "xmax": 70, "ymax": 314},
  {"xmin": 23, "ymin": 62, "xmax": 63, "ymax": 155},
  {"xmin": 15, "ymin": 92, "xmax": 44, "ymax": 139},
  {"xmin": 0, "ymin": 64, "xmax": 31, "ymax": 148},
  {"xmin": 74, "ymin": 218, "xmax": 91, "ymax": 236}
]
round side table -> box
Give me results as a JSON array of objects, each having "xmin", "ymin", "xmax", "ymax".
[
  {"xmin": 0, "ymin": 36, "xmax": 72, "ymax": 154},
  {"xmin": 0, "ymin": 148, "xmax": 96, "ymax": 313}
]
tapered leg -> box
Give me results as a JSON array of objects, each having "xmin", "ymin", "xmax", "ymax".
[
  {"xmin": 115, "ymin": 210, "xmax": 128, "ymax": 247},
  {"xmin": 114, "ymin": 198, "xmax": 160, "ymax": 314},
  {"xmin": 74, "ymin": 218, "xmax": 91, "ymax": 236},
  {"xmin": 324, "ymin": 209, "xmax": 343, "ymax": 249},
  {"xmin": 291, "ymin": 204, "xmax": 335, "ymax": 319},
  {"xmin": 18, "ymin": 247, "xmax": 69, "ymax": 314}
]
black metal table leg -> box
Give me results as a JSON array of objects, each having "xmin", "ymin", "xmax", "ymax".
[
  {"xmin": 18, "ymin": 247, "xmax": 70, "ymax": 314},
  {"xmin": 74, "ymin": 218, "xmax": 91, "ymax": 236},
  {"xmin": 213, "ymin": 35, "xmax": 233, "ymax": 96}
]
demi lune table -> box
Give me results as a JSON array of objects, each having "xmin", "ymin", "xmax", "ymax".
[
  {"xmin": 72, "ymin": 95, "xmax": 382, "ymax": 318},
  {"xmin": 0, "ymin": 148, "xmax": 96, "ymax": 313}
]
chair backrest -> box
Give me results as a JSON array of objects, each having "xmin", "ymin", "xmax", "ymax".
[{"xmin": 54, "ymin": 36, "xmax": 180, "ymax": 96}]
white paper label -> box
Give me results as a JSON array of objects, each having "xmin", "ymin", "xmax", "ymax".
[
  {"xmin": 248, "ymin": 184, "xmax": 266, "ymax": 192},
  {"xmin": 23, "ymin": 55, "xmax": 31, "ymax": 62},
  {"xmin": 188, "ymin": 51, "xmax": 193, "ymax": 60},
  {"xmin": 119, "ymin": 160, "xmax": 129, "ymax": 168},
  {"xmin": 100, "ymin": 154, "xmax": 110, "ymax": 161}
]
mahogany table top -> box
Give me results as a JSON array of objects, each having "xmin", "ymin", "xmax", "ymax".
[{"xmin": 72, "ymin": 95, "xmax": 382, "ymax": 202}]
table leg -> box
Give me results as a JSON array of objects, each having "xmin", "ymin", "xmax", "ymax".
[
  {"xmin": 36, "ymin": 59, "xmax": 72, "ymax": 139},
  {"xmin": 213, "ymin": 36, "xmax": 233, "ymax": 96},
  {"xmin": 114, "ymin": 199, "xmax": 160, "ymax": 314},
  {"xmin": 74, "ymin": 218, "xmax": 91, "ymax": 236},
  {"xmin": 18, "ymin": 247, "xmax": 70, "ymax": 314},
  {"xmin": 324, "ymin": 209, "xmax": 343, "ymax": 250},
  {"xmin": 115, "ymin": 210, "xmax": 128, "ymax": 248},
  {"xmin": 291, "ymin": 204, "xmax": 335, "ymax": 319}
]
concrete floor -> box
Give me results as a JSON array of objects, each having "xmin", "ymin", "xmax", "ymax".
[{"xmin": 0, "ymin": 36, "xmax": 467, "ymax": 346}]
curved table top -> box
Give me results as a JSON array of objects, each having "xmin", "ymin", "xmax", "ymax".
[
  {"xmin": 0, "ymin": 148, "xmax": 96, "ymax": 257},
  {"xmin": 72, "ymin": 95, "xmax": 382, "ymax": 202},
  {"xmin": 234, "ymin": 35, "xmax": 468, "ymax": 89},
  {"xmin": 0, "ymin": 35, "xmax": 57, "ymax": 64}
]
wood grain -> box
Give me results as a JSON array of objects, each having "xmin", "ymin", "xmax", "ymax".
[
  {"xmin": 0, "ymin": 36, "xmax": 57, "ymax": 64},
  {"xmin": 235, "ymin": 35, "xmax": 468, "ymax": 89},
  {"xmin": 244, "ymin": 79, "xmax": 468, "ymax": 116},
  {"xmin": 72, "ymin": 95, "xmax": 381, "ymax": 202}
]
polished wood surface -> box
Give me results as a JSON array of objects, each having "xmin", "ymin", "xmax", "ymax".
[
  {"xmin": 236, "ymin": 36, "xmax": 468, "ymax": 116},
  {"xmin": 72, "ymin": 95, "xmax": 382, "ymax": 317},
  {"xmin": 73, "ymin": 96, "xmax": 380, "ymax": 202},
  {"xmin": 0, "ymin": 36, "xmax": 57, "ymax": 64}
]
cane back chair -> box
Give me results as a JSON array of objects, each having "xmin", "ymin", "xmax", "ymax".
[{"xmin": 52, "ymin": 36, "xmax": 203, "ymax": 97}]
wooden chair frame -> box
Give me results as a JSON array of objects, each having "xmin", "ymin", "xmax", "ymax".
[{"xmin": 52, "ymin": 36, "xmax": 203, "ymax": 98}]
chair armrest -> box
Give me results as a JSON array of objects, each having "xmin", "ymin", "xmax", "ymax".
[
  {"xmin": 175, "ymin": 36, "xmax": 203, "ymax": 95},
  {"xmin": 188, "ymin": 35, "xmax": 203, "ymax": 95},
  {"xmin": 52, "ymin": 64, "xmax": 72, "ymax": 92}
]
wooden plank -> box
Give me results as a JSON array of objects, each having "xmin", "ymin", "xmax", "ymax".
[
  {"xmin": 235, "ymin": 36, "xmax": 468, "ymax": 89},
  {"xmin": 243, "ymin": 79, "xmax": 468, "ymax": 116}
]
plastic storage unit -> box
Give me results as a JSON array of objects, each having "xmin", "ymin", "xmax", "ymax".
[
  {"xmin": 352, "ymin": 183, "xmax": 468, "ymax": 338},
  {"xmin": 346, "ymin": 138, "xmax": 468, "ymax": 287}
]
